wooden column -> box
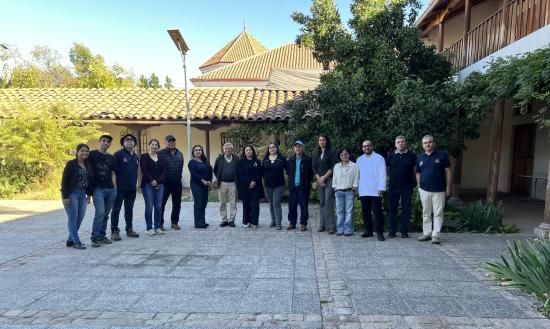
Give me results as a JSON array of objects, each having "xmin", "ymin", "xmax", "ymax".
[
  {"xmin": 205, "ymin": 129, "xmax": 211, "ymax": 164},
  {"xmin": 499, "ymin": 0, "xmax": 509, "ymax": 48},
  {"xmin": 462, "ymin": 0, "xmax": 472, "ymax": 68},
  {"xmin": 487, "ymin": 100, "xmax": 505, "ymax": 202},
  {"xmin": 438, "ymin": 22, "xmax": 445, "ymax": 53},
  {"xmin": 534, "ymin": 159, "xmax": 550, "ymax": 238}
]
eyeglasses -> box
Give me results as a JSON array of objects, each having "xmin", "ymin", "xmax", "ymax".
[{"xmin": 362, "ymin": 145, "xmax": 372, "ymax": 148}]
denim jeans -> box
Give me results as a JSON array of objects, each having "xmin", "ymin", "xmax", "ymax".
[
  {"xmin": 111, "ymin": 189, "xmax": 137, "ymax": 233},
  {"xmin": 360, "ymin": 196, "xmax": 385, "ymax": 235},
  {"xmin": 265, "ymin": 185, "xmax": 284, "ymax": 226},
  {"xmin": 335, "ymin": 191, "xmax": 355, "ymax": 235},
  {"xmin": 143, "ymin": 183, "xmax": 164, "ymax": 230},
  {"xmin": 91, "ymin": 187, "xmax": 117, "ymax": 241},
  {"xmin": 388, "ymin": 188, "xmax": 413, "ymax": 235},
  {"xmin": 288, "ymin": 187, "xmax": 310, "ymax": 225},
  {"xmin": 63, "ymin": 188, "xmax": 88, "ymax": 244},
  {"xmin": 190, "ymin": 182, "xmax": 208, "ymax": 227}
]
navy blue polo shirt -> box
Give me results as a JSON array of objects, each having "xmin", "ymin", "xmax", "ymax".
[
  {"xmin": 416, "ymin": 150, "xmax": 450, "ymax": 192},
  {"xmin": 113, "ymin": 148, "xmax": 139, "ymax": 191},
  {"xmin": 387, "ymin": 150, "xmax": 417, "ymax": 189}
]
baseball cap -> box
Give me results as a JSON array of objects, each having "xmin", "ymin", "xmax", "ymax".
[
  {"xmin": 293, "ymin": 140, "xmax": 305, "ymax": 146},
  {"xmin": 165, "ymin": 134, "xmax": 176, "ymax": 142}
]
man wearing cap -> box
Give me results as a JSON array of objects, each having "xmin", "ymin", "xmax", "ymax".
[
  {"xmin": 88, "ymin": 134, "xmax": 117, "ymax": 247},
  {"xmin": 111, "ymin": 133, "xmax": 140, "ymax": 240},
  {"xmin": 214, "ymin": 142, "xmax": 239, "ymax": 227},
  {"xmin": 159, "ymin": 134, "xmax": 184, "ymax": 230},
  {"xmin": 287, "ymin": 140, "xmax": 313, "ymax": 231}
]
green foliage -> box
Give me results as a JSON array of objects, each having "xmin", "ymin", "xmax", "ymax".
[
  {"xmin": 0, "ymin": 103, "xmax": 101, "ymax": 198},
  {"xmin": 485, "ymin": 239, "xmax": 550, "ymax": 313},
  {"xmin": 455, "ymin": 200, "xmax": 518, "ymax": 233},
  {"xmin": 164, "ymin": 76, "xmax": 173, "ymax": 89},
  {"xmin": 225, "ymin": 122, "xmax": 289, "ymax": 157},
  {"xmin": 149, "ymin": 73, "xmax": 160, "ymax": 89}
]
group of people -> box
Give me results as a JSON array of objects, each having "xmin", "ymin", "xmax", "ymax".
[{"xmin": 60, "ymin": 132, "xmax": 451, "ymax": 250}]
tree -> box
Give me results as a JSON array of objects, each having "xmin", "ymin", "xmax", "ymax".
[
  {"xmin": 164, "ymin": 76, "xmax": 173, "ymax": 89},
  {"xmin": 149, "ymin": 73, "xmax": 160, "ymax": 88},
  {"xmin": 138, "ymin": 74, "xmax": 149, "ymax": 88}
]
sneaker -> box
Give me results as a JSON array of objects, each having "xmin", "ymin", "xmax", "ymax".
[
  {"xmin": 146, "ymin": 229, "xmax": 156, "ymax": 236},
  {"xmin": 73, "ymin": 242, "xmax": 86, "ymax": 250},
  {"xmin": 220, "ymin": 221, "xmax": 229, "ymax": 227},
  {"xmin": 111, "ymin": 232, "xmax": 121, "ymax": 241},
  {"xmin": 388, "ymin": 232, "xmax": 397, "ymax": 238},
  {"xmin": 91, "ymin": 241, "xmax": 101, "ymax": 248},
  {"xmin": 361, "ymin": 232, "xmax": 373, "ymax": 238},
  {"xmin": 336, "ymin": 232, "xmax": 344, "ymax": 236},
  {"xmin": 126, "ymin": 230, "xmax": 139, "ymax": 238},
  {"xmin": 344, "ymin": 232, "xmax": 353, "ymax": 236},
  {"xmin": 377, "ymin": 233, "xmax": 385, "ymax": 241},
  {"xmin": 287, "ymin": 224, "xmax": 296, "ymax": 230},
  {"xmin": 417, "ymin": 235, "xmax": 431, "ymax": 241},
  {"xmin": 243, "ymin": 223, "xmax": 250, "ymax": 228},
  {"xmin": 401, "ymin": 233, "xmax": 409, "ymax": 238},
  {"xmin": 250, "ymin": 224, "xmax": 257, "ymax": 228},
  {"xmin": 100, "ymin": 237, "xmax": 112, "ymax": 244},
  {"xmin": 300, "ymin": 224, "xmax": 307, "ymax": 231},
  {"xmin": 66, "ymin": 240, "xmax": 73, "ymax": 247},
  {"xmin": 171, "ymin": 224, "xmax": 181, "ymax": 230},
  {"xmin": 228, "ymin": 221, "xmax": 236, "ymax": 227},
  {"xmin": 431, "ymin": 236, "xmax": 441, "ymax": 244},
  {"xmin": 155, "ymin": 229, "xmax": 165, "ymax": 235},
  {"xmin": 327, "ymin": 229, "xmax": 336, "ymax": 235},
  {"xmin": 276, "ymin": 225, "xmax": 282, "ymax": 230}
]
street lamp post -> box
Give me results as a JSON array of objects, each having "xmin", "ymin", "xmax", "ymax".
[{"xmin": 167, "ymin": 29, "xmax": 192, "ymax": 161}]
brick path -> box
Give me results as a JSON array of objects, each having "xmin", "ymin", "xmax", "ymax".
[{"xmin": 0, "ymin": 200, "xmax": 548, "ymax": 328}]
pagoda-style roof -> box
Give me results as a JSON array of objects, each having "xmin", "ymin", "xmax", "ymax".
[{"xmin": 199, "ymin": 30, "xmax": 268, "ymax": 72}]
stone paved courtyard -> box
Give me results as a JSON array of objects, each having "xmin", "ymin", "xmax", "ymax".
[{"xmin": 0, "ymin": 200, "xmax": 549, "ymax": 328}]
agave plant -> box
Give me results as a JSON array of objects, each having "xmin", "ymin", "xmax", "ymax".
[{"xmin": 485, "ymin": 239, "xmax": 550, "ymax": 309}]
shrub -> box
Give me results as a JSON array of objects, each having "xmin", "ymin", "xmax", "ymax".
[
  {"xmin": 485, "ymin": 239, "xmax": 550, "ymax": 315},
  {"xmin": 457, "ymin": 200, "xmax": 519, "ymax": 233}
]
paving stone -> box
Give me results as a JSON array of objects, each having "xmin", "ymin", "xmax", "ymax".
[{"xmin": 239, "ymin": 293, "xmax": 292, "ymax": 313}]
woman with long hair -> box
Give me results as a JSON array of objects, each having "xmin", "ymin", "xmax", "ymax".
[
  {"xmin": 312, "ymin": 133, "xmax": 338, "ymax": 234},
  {"xmin": 61, "ymin": 143, "xmax": 93, "ymax": 250},
  {"xmin": 188, "ymin": 145, "xmax": 212, "ymax": 228},
  {"xmin": 262, "ymin": 142, "xmax": 287, "ymax": 230},
  {"xmin": 237, "ymin": 144, "xmax": 263, "ymax": 227},
  {"xmin": 140, "ymin": 139, "xmax": 166, "ymax": 236}
]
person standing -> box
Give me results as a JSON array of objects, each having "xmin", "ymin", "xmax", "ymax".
[
  {"xmin": 357, "ymin": 140, "xmax": 387, "ymax": 241},
  {"xmin": 312, "ymin": 133, "xmax": 338, "ymax": 234},
  {"xmin": 159, "ymin": 134, "xmax": 184, "ymax": 231},
  {"xmin": 262, "ymin": 142, "xmax": 287, "ymax": 230},
  {"xmin": 416, "ymin": 135, "xmax": 452, "ymax": 244},
  {"xmin": 188, "ymin": 145, "xmax": 212, "ymax": 229},
  {"xmin": 140, "ymin": 139, "xmax": 166, "ymax": 236},
  {"xmin": 237, "ymin": 145, "xmax": 263, "ymax": 228},
  {"xmin": 214, "ymin": 142, "xmax": 239, "ymax": 227},
  {"xmin": 287, "ymin": 140, "xmax": 313, "ymax": 231},
  {"xmin": 332, "ymin": 147, "xmax": 359, "ymax": 236},
  {"xmin": 61, "ymin": 144, "xmax": 93, "ymax": 250},
  {"xmin": 386, "ymin": 135, "xmax": 417, "ymax": 239},
  {"xmin": 89, "ymin": 135, "xmax": 117, "ymax": 248},
  {"xmin": 111, "ymin": 134, "xmax": 140, "ymax": 240}
]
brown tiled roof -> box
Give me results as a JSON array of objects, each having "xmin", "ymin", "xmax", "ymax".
[
  {"xmin": 192, "ymin": 43, "xmax": 323, "ymax": 82},
  {"xmin": 0, "ymin": 88, "xmax": 303, "ymax": 122},
  {"xmin": 199, "ymin": 31, "xmax": 268, "ymax": 70}
]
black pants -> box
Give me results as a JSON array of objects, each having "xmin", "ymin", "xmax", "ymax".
[
  {"xmin": 242, "ymin": 188, "xmax": 260, "ymax": 226},
  {"xmin": 360, "ymin": 196, "xmax": 384, "ymax": 235},
  {"xmin": 190, "ymin": 182, "xmax": 208, "ymax": 227},
  {"xmin": 388, "ymin": 188, "xmax": 413, "ymax": 234},
  {"xmin": 288, "ymin": 187, "xmax": 310, "ymax": 225},
  {"xmin": 111, "ymin": 189, "xmax": 136, "ymax": 233},
  {"xmin": 161, "ymin": 181, "xmax": 182, "ymax": 226}
]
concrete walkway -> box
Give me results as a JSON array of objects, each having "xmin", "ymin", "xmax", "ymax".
[{"xmin": 0, "ymin": 200, "xmax": 548, "ymax": 328}]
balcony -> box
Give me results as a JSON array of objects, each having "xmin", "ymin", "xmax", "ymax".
[{"xmin": 445, "ymin": 0, "xmax": 549, "ymax": 70}]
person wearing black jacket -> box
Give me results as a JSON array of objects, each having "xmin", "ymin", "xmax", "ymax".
[
  {"xmin": 312, "ymin": 133, "xmax": 338, "ymax": 234},
  {"xmin": 213, "ymin": 143, "xmax": 239, "ymax": 227},
  {"xmin": 61, "ymin": 143, "xmax": 93, "ymax": 250},
  {"xmin": 287, "ymin": 140, "xmax": 313, "ymax": 231},
  {"xmin": 262, "ymin": 142, "xmax": 287, "ymax": 230},
  {"xmin": 237, "ymin": 145, "xmax": 263, "ymax": 227},
  {"xmin": 159, "ymin": 134, "xmax": 184, "ymax": 230}
]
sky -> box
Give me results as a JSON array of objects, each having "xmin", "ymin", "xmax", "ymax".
[{"xmin": 1, "ymin": 0, "xmax": 430, "ymax": 88}]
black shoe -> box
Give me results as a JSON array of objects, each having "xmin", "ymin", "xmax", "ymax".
[
  {"xmin": 361, "ymin": 232, "xmax": 373, "ymax": 238},
  {"xmin": 126, "ymin": 230, "xmax": 139, "ymax": 238},
  {"xmin": 205, "ymin": 223, "xmax": 209, "ymax": 227},
  {"xmin": 100, "ymin": 237, "xmax": 112, "ymax": 244},
  {"xmin": 327, "ymin": 229, "xmax": 336, "ymax": 234},
  {"xmin": 195, "ymin": 225, "xmax": 208, "ymax": 229},
  {"xmin": 377, "ymin": 233, "xmax": 385, "ymax": 241},
  {"xmin": 401, "ymin": 233, "xmax": 409, "ymax": 238},
  {"xmin": 388, "ymin": 232, "xmax": 396, "ymax": 238},
  {"xmin": 229, "ymin": 221, "xmax": 236, "ymax": 227},
  {"xmin": 269, "ymin": 222, "xmax": 276, "ymax": 227},
  {"xmin": 91, "ymin": 241, "xmax": 101, "ymax": 248},
  {"xmin": 344, "ymin": 232, "xmax": 353, "ymax": 236},
  {"xmin": 66, "ymin": 240, "xmax": 73, "ymax": 247},
  {"xmin": 73, "ymin": 242, "xmax": 86, "ymax": 250},
  {"xmin": 220, "ymin": 221, "xmax": 229, "ymax": 227}
]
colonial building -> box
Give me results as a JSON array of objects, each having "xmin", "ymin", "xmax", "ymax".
[{"xmin": 416, "ymin": 0, "xmax": 549, "ymax": 236}]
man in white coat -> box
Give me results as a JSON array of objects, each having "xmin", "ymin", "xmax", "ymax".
[{"xmin": 357, "ymin": 140, "xmax": 387, "ymax": 241}]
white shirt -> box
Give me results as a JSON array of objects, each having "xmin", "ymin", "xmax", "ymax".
[
  {"xmin": 356, "ymin": 152, "xmax": 386, "ymax": 197},
  {"xmin": 332, "ymin": 161, "xmax": 359, "ymax": 190}
]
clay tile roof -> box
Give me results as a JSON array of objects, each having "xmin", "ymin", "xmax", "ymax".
[
  {"xmin": 199, "ymin": 30, "xmax": 268, "ymax": 70},
  {"xmin": 192, "ymin": 43, "xmax": 323, "ymax": 83},
  {"xmin": 0, "ymin": 88, "xmax": 304, "ymax": 122}
]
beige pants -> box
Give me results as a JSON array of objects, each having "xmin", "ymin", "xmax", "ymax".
[
  {"xmin": 419, "ymin": 188, "xmax": 445, "ymax": 237},
  {"xmin": 218, "ymin": 181, "xmax": 237, "ymax": 222}
]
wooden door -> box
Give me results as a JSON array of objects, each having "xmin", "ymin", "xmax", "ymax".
[{"xmin": 510, "ymin": 123, "xmax": 536, "ymax": 195}]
